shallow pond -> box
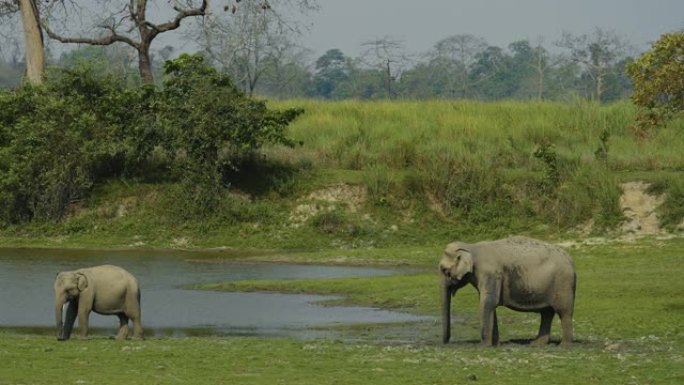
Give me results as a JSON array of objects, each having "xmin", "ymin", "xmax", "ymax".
[{"xmin": 0, "ymin": 248, "xmax": 425, "ymax": 339}]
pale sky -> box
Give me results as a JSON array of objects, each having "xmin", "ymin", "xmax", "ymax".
[
  {"xmin": 298, "ymin": 0, "xmax": 684, "ymax": 57},
  {"xmin": 10, "ymin": 0, "xmax": 682, "ymax": 62}
]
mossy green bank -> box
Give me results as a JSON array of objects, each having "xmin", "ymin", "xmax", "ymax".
[{"xmin": 2, "ymin": 100, "xmax": 683, "ymax": 250}]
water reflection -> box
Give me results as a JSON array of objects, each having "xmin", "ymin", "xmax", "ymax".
[{"xmin": 0, "ymin": 248, "xmax": 424, "ymax": 338}]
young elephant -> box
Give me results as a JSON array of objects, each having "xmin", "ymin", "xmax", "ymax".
[
  {"xmin": 439, "ymin": 236, "xmax": 576, "ymax": 346},
  {"xmin": 54, "ymin": 265, "xmax": 143, "ymax": 341}
]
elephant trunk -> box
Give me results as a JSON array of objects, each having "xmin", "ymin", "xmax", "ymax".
[
  {"xmin": 55, "ymin": 293, "xmax": 66, "ymax": 340},
  {"xmin": 442, "ymin": 277, "xmax": 454, "ymax": 344},
  {"xmin": 55, "ymin": 293, "xmax": 76, "ymax": 341}
]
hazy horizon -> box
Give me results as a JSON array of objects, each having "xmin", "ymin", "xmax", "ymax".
[
  {"xmin": 5, "ymin": 0, "xmax": 683, "ymax": 63},
  {"xmin": 298, "ymin": 0, "xmax": 684, "ymax": 57}
]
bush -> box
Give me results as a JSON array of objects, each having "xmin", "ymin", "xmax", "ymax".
[
  {"xmin": 627, "ymin": 32, "xmax": 684, "ymax": 131},
  {"xmin": 155, "ymin": 54, "xmax": 303, "ymax": 216},
  {"xmin": 417, "ymin": 152, "xmax": 518, "ymax": 228},
  {"xmin": 552, "ymin": 167, "xmax": 623, "ymax": 230},
  {"xmin": 0, "ymin": 55, "xmax": 303, "ymax": 225},
  {"xmin": 311, "ymin": 208, "xmax": 348, "ymax": 234},
  {"xmin": 0, "ymin": 66, "xmax": 144, "ymax": 224},
  {"xmin": 652, "ymin": 177, "xmax": 684, "ymax": 230}
]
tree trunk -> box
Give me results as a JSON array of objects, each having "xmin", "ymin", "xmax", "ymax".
[
  {"xmin": 137, "ymin": 44, "xmax": 154, "ymax": 84},
  {"xmin": 19, "ymin": 0, "xmax": 45, "ymax": 84},
  {"xmin": 536, "ymin": 52, "xmax": 545, "ymax": 100},
  {"xmin": 537, "ymin": 69, "xmax": 544, "ymax": 100},
  {"xmin": 595, "ymin": 70, "xmax": 604, "ymax": 102}
]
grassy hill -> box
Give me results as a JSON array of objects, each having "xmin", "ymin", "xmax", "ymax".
[{"xmin": 2, "ymin": 99, "xmax": 683, "ymax": 250}]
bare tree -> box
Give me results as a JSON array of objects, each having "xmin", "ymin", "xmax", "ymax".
[
  {"xmin": 520, "ymin": 36, "xmax": 565, "ymax": 101},
  {"xmin": 527, "ymin": 37, "xmax": 549, "ymax": 100},
  {"xmin": 360, "ymin": 36, "xmax": 409, "ymax": 99},
  {"xmin": 198, "ymin": 1, "xmax": 275, "ymax": 94},
  {"xmin": 257, "ymin": 37, "xmax": 311, "ymax": 97},
  {"xmin": 41, "ymin": 1, "xmax": 211, "ymax": 83},
  {"xmin": 557, "ymin": 28, "xmax": 629, "ymax": 101},
  {"xmin": 193, "ymin": 0, "xmax": 316, "ymax": 95}
]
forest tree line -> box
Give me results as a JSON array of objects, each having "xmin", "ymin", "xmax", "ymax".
[{"xmin": 0, "ymin": 30, "xmax": 635, "ymax": 102}]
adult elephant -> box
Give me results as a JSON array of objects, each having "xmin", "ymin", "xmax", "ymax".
[
  {"xmin": 54, "ymin": 265, "xmax": 143, "ymax": 341},
  {"xmin": 439, "ymin": 236, "xmax": 576, "ymax": 346}
]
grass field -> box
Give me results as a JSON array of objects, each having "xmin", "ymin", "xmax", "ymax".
[
  {"xmin": 1, "ymin": 99, "xmax": 683, "ymax": 384},
  {"xmin": 2, "ymin": 99, "xmax": 683, "ymax": 250},
  {"xmin": 2, "ymin": 237, "xmax": 683, "ymax": 385},
  {"xmin": 271, "ymin": 99, "xmax": 684, "ymax": 174}
]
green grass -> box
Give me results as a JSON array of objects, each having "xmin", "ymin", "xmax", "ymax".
[
  {"xmin": 2, "ymin": 100, "xmax": 684, "ymax": 249},
  {"xmin": 2, "ymin": 98, "xmax": 684, "ymax": 383},
  {"xmin": 196, "ymin": 238, "xmax": 684, "ymax": 342},
  {"xmin": 1, "ymin": 334, "xmax": 681, "ymax": 385},
  {"xmin": 271, "ymin": 99, "xmax": 684, "ymax": 173},
  {"xmin": 2, "ymin": 238, "xmax": 683, "ymax": 384}
]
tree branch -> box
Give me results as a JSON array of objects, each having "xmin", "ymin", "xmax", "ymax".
[
  {"xmin": 146, "ymin": 1, "xmax": 208, "ymax": 35},
  {"xmin": 42, "ymin": 22, "xmax": 139, "ymax": 49}
]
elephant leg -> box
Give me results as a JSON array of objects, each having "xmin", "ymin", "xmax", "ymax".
[
  {"xmin": 532, "ymin": 308, "xmax": 554, "ymax": 346},
  {"xmin": 126, "ymin": 291, "xmax": 144, "ymax": 339},
  {"xmin": 77, "ymin": 302, "xmax": 92, "ymax": 338},
  {"xmin": 130, "ymin": 314, "xmax": 144, "ymax": 339},
  {"xmin": 77, "ymin": 311, "xmax": 90, "ymax": 338},
  {"xmin": 116, "ymin": 314, "xmax": 129, "ymax": 340},
  {"xmin": 479, "ymin": 293, "xmax": 498, "ymax": 346},
  {"xmin": 558, "ymin": 308, "xmax": 574, "ymax": 346}
]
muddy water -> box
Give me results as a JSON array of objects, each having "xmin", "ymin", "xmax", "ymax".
[{"xmin": 0, "ymin": 248, "xmax": 425, "ymax": 338}]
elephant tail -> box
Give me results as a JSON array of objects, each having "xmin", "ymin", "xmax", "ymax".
[{"xmin": 571, "ymin": 271, "xmax": 577, "ymax": 308}]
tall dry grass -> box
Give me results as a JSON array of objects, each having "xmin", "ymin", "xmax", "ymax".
[{"xmin": 266, "ymin": 99, "xmax": 683, "ymax": 234}]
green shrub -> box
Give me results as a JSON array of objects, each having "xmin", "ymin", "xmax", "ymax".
[
  {"xmin": 627, "ymin": 32, "xmax": 684, "ymax": 131},
  {"xmin": 533, "ymin": 141, "xmax": 560, "ymax": 190},
  {"xmin": 155, "ymin": 54, "xmax": 303, "ymax": 216},
  {"xmin": 0, "ymin": 55, "xmax": 304, "ymax": 225},
  {"xmin": 363, "ymin": 165, "xmax": 400, "ymax": 206},
  {"xmin": 653, "ymin": 177, "xmax": 684, "ymax": 230},
  {"xmin": 417, "ymin": 152, "xmax": 518, "ymax": 228},
  {"xmin": 224, "ymin": 155, "xmax": 302, "ymax": 198},
  {"xmin": 310, "ymin": 208, "xmax": 348, "ymax": 234},
  {"xmin": 0, "ymin": 66, "xmax": 144, "ymax": 224},
  {"xmin": 541, "ymin": 166, "xmax": 623, "ymax": 231}
]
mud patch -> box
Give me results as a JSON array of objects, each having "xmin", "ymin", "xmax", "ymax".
[
  {"xmin": 619, "ymin": 181, "xmax": 665, "ymax": 235},
  {"xmin": 562, "ymin": 181, "xmax": 677, "ymax": 248},
  {"xmin": 306, "ymin": 184, "xmax": 367, "ymax": 212},
  {"xmin": 289, "ymin": 184, "xmax": 367, "ymax": 227}
]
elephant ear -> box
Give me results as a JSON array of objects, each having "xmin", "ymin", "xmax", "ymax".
[
  {"xmin": 454, "ymin": 249, "xmax": 473, "ymax": 280},
  {"xmin": 76, "ymin": 273, "xmax": 88, "ymax": 291}
]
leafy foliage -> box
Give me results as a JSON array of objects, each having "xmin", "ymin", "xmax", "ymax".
[
  {"xmin": 155, "ymin": 54, "xmax": 302, "ymax": 216},
  {"xmin": 594, "ymin": 128, "xmax": 610, "ymax": 164},
  {"xmin": 650, "ymin": 176, "xmax": 684, "ymax": 230},
  {"xmin": 533, "ymin": 141, "xmax": 560, "ymax": 190},
  {"xmin": 0, "ymin": 55, "xmax": 303, "ymax": 225},
  {"xmin": 0, "ymin": 66, "xmax": 143, "ymax": 223},
  {"xmin": 627, "ymin": 32, "xmax": 684, "ymax": 130}
]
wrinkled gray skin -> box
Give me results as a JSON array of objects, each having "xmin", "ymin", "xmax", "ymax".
[
  {"xmin": 54, "ymin": 265, "xmax": 143, "ymax": 341},
  {"xmin": 439, "ymin": 236, "xmax": 576, "ymax": 346}
]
